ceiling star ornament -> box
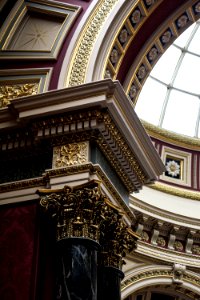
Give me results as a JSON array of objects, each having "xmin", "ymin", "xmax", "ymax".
[{"xmin": 166, "ymin": 160, "xmax": 180, "ymax": 177}]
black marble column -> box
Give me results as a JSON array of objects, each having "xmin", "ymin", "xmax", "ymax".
[
  {"xmin": 97, "ymin": 266, "xmax": 124, "ymax": 300},
  {"xmin": 56, "ymin": 238, "xmax": 99, "ymax": 300}
]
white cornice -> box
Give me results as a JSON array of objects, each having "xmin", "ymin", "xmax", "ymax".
[{"xmin": 0, "ymin": 79, "xmax": 165, "ymax": 185}]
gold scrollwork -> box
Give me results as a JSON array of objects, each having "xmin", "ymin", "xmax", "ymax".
[{"xmin": 0, "ymin": 83, "xmax": 39, "ymax": 108}]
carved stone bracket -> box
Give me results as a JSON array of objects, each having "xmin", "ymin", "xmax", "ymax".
[
  {"xmin": 38, "ymin": 180, "xmax": 139, "ymax": 269},
  {"xmin": 173, "ymin": 263, "xmax": 186, "ymax": 284}
]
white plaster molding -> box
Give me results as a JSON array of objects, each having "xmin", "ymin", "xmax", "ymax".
[
  {"xmin": 131, "ymin": 186, "xmax": 200, "ymax": 222},
  {"xmin": 135, "ymin": 242, "xmax": 200, "ymax": 268},
  {"xmin": 121, "ymin": 264, "xmax": 200, "ymax": 299}
]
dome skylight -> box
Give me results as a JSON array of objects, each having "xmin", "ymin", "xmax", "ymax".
[{"xmin": 135, "ymin": 21, "xmax": 200, "ymax": 138}]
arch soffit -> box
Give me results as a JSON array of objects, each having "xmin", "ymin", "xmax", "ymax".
[
  {"xmin": 59, "ymin": 0, "xmax": 162, "ymax": 88},
  {"xmin": 60, "ymin": 0, "xmax": 200, "ymax": 89}
]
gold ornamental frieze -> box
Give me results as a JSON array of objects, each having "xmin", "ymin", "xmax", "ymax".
[{"xmin": 52, "ymin": 142, "xmax": 89, "ymax": 168}]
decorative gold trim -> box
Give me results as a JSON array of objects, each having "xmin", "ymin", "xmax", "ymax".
[
  {"xmin": 32, "ymin": 108, "xmax": 148, "ymax": 192},
  {"xmin": 149, "ymin": 182, "xmax": 200, "ymax": 201},
  {"xmin": 0, "ymin": 83, "xmax": 39, "ymax": 108},
  {"xmin": 143, "ymin": 120, "xmax": 200, "ymax": 151},
  {"xmin": 103, "ymin": 113, "xmax": 147, "ymax": 183},
  {"xmin": 159, "ymin": 145, "xmax": 192, "ymax": 187},
  {"xmin": 112, "ymin": 1, "xmax": 200, "ymax": 149},
  {"xmin": 0, "ymin": 68, "xmax": 52, "ymax": 107},
  {"xmin": 121, "ymin": 269, "xmax": 173, "ymax": 290},
  {"xmin": 0, "ymin": 177, "xmax": 47, "ymax": 193},
  {"xmin": 66, "ymin": 0, "xmax": 119, "ymax": 86}
]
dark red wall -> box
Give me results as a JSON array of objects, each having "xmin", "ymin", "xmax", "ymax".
[{"xmin": 0, "ymin": 201, "xmax": 56, "ymax": 300}]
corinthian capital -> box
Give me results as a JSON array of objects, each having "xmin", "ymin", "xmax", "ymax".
[
  {"xmin": 38, "ymin": 180, "xmax": 106, "ymax": 242},
  {"xmin": 38, "ymin": 180, "xmax": 139, "ymax": 268}
]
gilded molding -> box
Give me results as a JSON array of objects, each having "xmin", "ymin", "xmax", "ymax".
[
  {"xmin": 135, "ymin": 242, "xmax": 200, "ymax": 266},
  {"xmin": 99, "ymin": 225, "xmax": 138, "ymax": 269},
  {"xmin": 39, "ymin": 180, "xmax": 105, "ymax": 242},
  {"xmin": 0, "ymin": 83, "xmax": 39, "ymax": 107},
  {"xmin": 121, "ymin": 269, "xmax": 173, "ymax": 290},
  {"xmin": 149, "ymin": 182, "xmax": 200, "ymax": 201},
  {"xmin": 103, "ymin": 113, "xmax": 147, "ymax": 183},
  {"xmin": 0, "ymin": 177, "xmax": 46, "ymax": 193},
  {"xmin": 67, "ymin": 0, "xmax": 119, "ymax": 86},
  {"xmin": 143, "ymin": 120, "xmax": 200, "ymax": 151}
]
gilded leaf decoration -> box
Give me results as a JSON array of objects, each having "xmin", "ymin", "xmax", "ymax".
[{"xmin": 0, "ymin": 83, "xmax": 39, "ymax": 108}]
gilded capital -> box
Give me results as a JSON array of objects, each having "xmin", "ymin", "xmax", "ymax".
[
  {"xmin": 98, "ymin": 201, "xmax": 138, "ymax": 269},
  {"xmin": 38, "ymin": 180, "xmax": 106, "ymax": 242},
  {"xmin": 38, "ymin": 180, "xmax": 139, "ymax": 269}
]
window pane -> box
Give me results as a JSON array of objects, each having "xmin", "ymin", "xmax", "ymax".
[
  {"xmin": 151, "ymin": 45, "xmax": 181, "ymax": 84},
  {"xmin": 188, "ymin": 24, "xmax": 200, "ymax": 54},
  {"xmin": 162, "ymin": 90, "xmax": 199, "ymax": 136},
  {"xmin": 173, "ymin": 53, "xmax": 200, "ymax": 94},
  {"xmin": 174, "ymin": 23, "xmax": 195, "ymax": 47},
  {"xmin": 135, "ymin": 77, "xmax": 166, "ymax": 125}
]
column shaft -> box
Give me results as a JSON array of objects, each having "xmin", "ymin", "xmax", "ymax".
[
  {"xmin": 56, "ymin": 238, "xmax": 99, "ymax": 300},
  {"xmin": 97, "ymin": 266, "xmax": 124, "ymax": 300}
]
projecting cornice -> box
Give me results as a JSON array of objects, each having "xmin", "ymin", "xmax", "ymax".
[{"xmin": 0, "ymin": 79, "xmax": 164, "ymax": 192}]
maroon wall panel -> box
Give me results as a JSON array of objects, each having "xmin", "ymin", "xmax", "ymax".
[{"xmin": 0, "ymin": 201, "xmax": 40, "ymax": 300}]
